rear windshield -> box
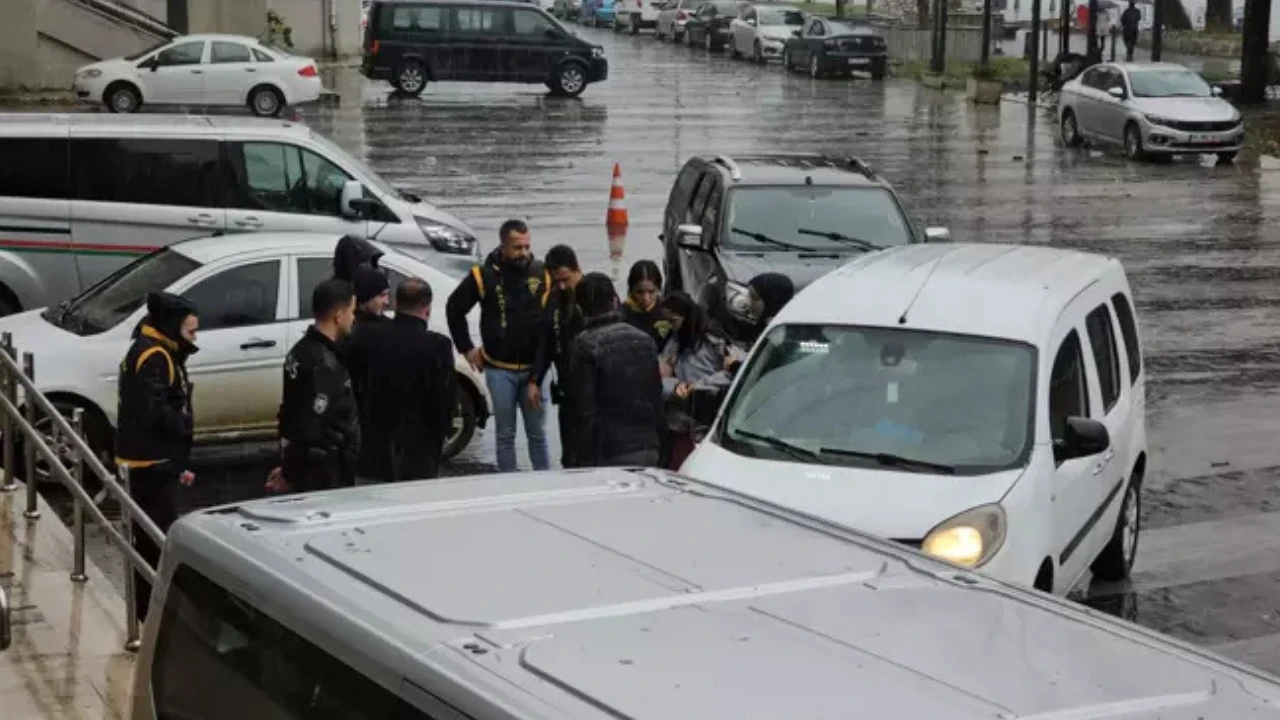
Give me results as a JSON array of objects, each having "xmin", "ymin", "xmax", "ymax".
[{"xmin": 711, "ymin": 1, "xmax": 741, "ymax": 14}]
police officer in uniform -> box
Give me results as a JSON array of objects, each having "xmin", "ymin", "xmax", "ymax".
[
  {"xmin": 268, "ymin": 278, "xmax": 360, "ymax": 493},
  {"xmin": 116, "ymin": 292, "xmax": 199, "ymax": 623},
  {"xmin": 529, "ymin": 245, "xmax": 584, "ymax": 467},
  {"xmin": 446, "ymin": 219, "xmax": 552, "ymax": 472}
]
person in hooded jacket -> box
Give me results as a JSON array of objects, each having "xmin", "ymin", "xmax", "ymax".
[
  {"xmin": 620, "ymin": 260, "xmax": 670, "ymax": 351},
  {"xmin": 742, "ymin": 273, "xmax": 796, "ymax": 346},
  {"xmin": 333, "ymin": 234, "xmax": 384, "ymax": 283},
  {"xmin": 116, "ymin": 292, "xmax": 199, "ymax": 624},
  {"xmin": 529, "ymin": 245, "xmax": 584, "ymax": 467}
]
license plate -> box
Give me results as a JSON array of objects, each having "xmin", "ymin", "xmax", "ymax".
[
  {"xmin": 1189, "ymin": 133, "xmax": 1217, "ymax": 143},
  {"xmin": 848, "ymin": 57, "xmax": 870, "ymax": 66}
]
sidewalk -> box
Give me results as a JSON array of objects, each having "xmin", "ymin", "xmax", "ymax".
[{"xmin": 0, "ymin": 487, "xmax": 134, "ymax": 719}]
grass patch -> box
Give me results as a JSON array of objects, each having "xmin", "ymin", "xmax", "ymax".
[
  {"xmin": 895, "ymin": 57, "xmax": 1030, "ymax": 88},
  {"xmin": 1243, "ymin": 110, "xmax": 1280, "ymax": 156}
]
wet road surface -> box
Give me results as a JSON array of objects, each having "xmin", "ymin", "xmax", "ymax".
[{"xmin": 47, "ymin": 25, "xmax": 1280, "ymax": 676}]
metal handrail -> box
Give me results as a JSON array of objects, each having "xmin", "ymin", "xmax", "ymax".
[{"xmin": 0, "ymin": 331, "xmax": 160, "ymax": 651}]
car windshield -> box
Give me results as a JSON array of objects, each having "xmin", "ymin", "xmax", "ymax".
[
  {"xmin": 125, "ymin": 39, "xmax": 171, "ymax": 61},
  {"xmin": 1129, "ymin": 68, "xmax": 1212, "ymax": 98},
  {"xmin": 725, "ymin": 186, "xmax": 913, "ymax": 252},
  {"xmin": 758, "ymin": 7, "xmax": 804, "ymax": 24},
  {"xmin": 46, "ymin": 249, "xmax": 200, "ymax": 336},
  {"xmin": 717, "ymin": 324, "xmax": 1036, "ymax": 474},
  {"xmin": 308, "ymin": 129, "xmax": 401, "ymax": 199}
]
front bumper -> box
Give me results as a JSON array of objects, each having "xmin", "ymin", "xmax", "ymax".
[
  {"xmin": 759, "ymin": 38, "xmax": 786, "ymax": 58},
  {"xmin": 1140, "ymin": 119, "xmax": 1244, "ymax": 154},
  {"xmin": 72, "ymin": 79, "xmax": 105, "ymax": 103},
  {"xmin": 587, "ymin": 58, "xmax": 609, "ymax": 82}
]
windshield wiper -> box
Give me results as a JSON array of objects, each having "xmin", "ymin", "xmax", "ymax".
[
  {"xmin": 796, "ymin": 228, "xmax": 884, "ymax": 252},
  {"xmin": 733, "ymin": 428, "xmax": 820, "ymax": 462},
  {"xmin": 50, "ymin": 298, "xmax": 73, "ymax": 325},
  {"xmin": 817, "ymin": 447, "xmax": 956, "ymax": 474},
  {"xmin": 731, "ymin": 227, "xmax": 817, "ymax": 252}
]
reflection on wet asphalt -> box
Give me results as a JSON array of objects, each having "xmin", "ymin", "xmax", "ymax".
[{"xmin": 52, "ymin": 28, "xmax": 1280, "ymax": 675}]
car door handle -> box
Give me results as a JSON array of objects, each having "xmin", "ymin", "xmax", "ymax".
[
  {"xmin": 240, "ymin": 339, "xmax": 276, "ymax": 350},
  {"xmin": 187, "ymin": 213, "xmax": 217, "ymax": 226},
  {"xmin": 191, "ymin": 69, "xmax": 203, "ymax": 74},
  {"xmin": 234, "ymin": 217, "xmax": 263, "ymax": 228},
  {"xmin": 245, "ymin": 67, "xmax": 256, "ymax": 72}
]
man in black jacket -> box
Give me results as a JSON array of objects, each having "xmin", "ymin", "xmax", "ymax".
[
  {"xmin": 529, "ymin": 245, "xmax": 585, "ymax": 467},
  {"xmin": 565, "ymin": 273, "xmax": 664, "ymax": 467},
  {"xmin": 446, "ymin": 219, "xmax": 550, "ymax": 472},
  {"xmin": 346, "ymin": 277, "xmax": 456, "ymax": 482},
  {"xmin": 116, "ymin": 292, "xmax": 199, "ymax": 623},
  {"xmin": 269, "ymin": 279, "xmax": 360, "ymax": 494}
]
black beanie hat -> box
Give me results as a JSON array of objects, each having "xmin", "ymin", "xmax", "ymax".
[
  {"xmin": 353, "ymin": 266, "xmax": 390, "ymax": 305},
  {"xmin": 145, "ymin": 292, "xmax": 197, "ymax": 341}
]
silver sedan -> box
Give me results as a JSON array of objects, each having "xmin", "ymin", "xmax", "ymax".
[{"xmin": 1058, "ymin": 62, "xmax": 1244, "ymax": 163}]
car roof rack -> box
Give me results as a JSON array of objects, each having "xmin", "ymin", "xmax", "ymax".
[
  {"xmin": 712, "ymin": 154, "xmax": 743, "ymax": 181},
  {"xmin": 843, "ymin": 156, "xmax": 876, "ymax": 180}
]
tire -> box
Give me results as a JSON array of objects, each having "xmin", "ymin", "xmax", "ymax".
[
  {"xmin": 871, "ymin": 61, "xmax": 886, "ymax": 81},
  {"xmin": 730, "ymin": 40, "xmax": 742, "ymax": 58},
  {"xmin": 1124, "ymin": 122, "xmax": 1146, "ymax": 161},
  {"xmin": 613, "ymin": 16, "xmax": 624, "ymax": 32},
  {"xmin": 782, "ymin": 48, "xmax": 792, "ymax": 70},
  {"xmin": 809, "ymin": 53, "xmax": 821, "ymax": 78},
  {"xmin": 28, "ymin": 399, "xmax": 113, "ymax": 502},
  {"xmin": 1060, "ymin": 109, "xmax": 1083, "ymax": 147},
  {"xmin": 705, "ymin": 31, "xmax": 714, "ymax": 51},
  {"xmin": 395, "ymin": 60, "xmax": 428, "ymax": 95},
  {"xmin": 1091, "ymin": 478, "xmax": 1140, "ymax": 581},
  {"xmin": 248, "ymin": 85, "xmax": 285, "ymax": 118},
  {"xmin": 753, "ymin": 40, "xmax": 763, "ymax": 63},
  {"xmin": 673, "ymin": 29, "xmax": 684, "ymax": 43},
  {"xmin": 631, "ymin": 13, "xmax": 641, "ymax": 33},
  {"xmin": 1217, "ymin": 150, "xmax": 1238, "ymax": 163},
  {"xmin": 684, "ymin": 28, "xmax": 692, "ymax": 46},
  {"xmin": 550, "ymin": 61, "xmax": 589, "ymax": 97},
  {"xmin": 443, "ymin": 379, "xmax": 478, "ymax": 460},
  {"xmin": 104, "ymin": 82, "xmax": 141, "ymax": 114}
]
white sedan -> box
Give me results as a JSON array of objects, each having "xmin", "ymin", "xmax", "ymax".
[
  {"xmin": 0, "ymin": 233, "xmax": 490, "ymax": 480},
  {"xmin": 73, "ymin": 34, "xmax": 323, "ymax": 117}
]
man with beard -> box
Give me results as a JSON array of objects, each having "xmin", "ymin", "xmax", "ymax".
[
  {"xmin": 268, "ymin": 278, "xmax": 360, "ymax": 493},
  {"xmin": 116, "ymin": 292, "xmax": 199, "ymax": 623},
  {"xmin": 446, "ymin": 219, "xmax": 551, "ymax": 472},
  {"xmin": 528, "ymin": 245, "xmax": 584, "ymax": 467}
]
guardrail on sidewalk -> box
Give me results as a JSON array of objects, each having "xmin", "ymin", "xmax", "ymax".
[{"xmin": 0, "ymin": 331, "xmax": 161, "ymax": 652}]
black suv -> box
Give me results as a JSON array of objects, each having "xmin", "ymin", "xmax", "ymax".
[
  {"xmin": 362, "ymin": 0, "xmax": 609, "ymax": 97},
  {"xmin": 660, "ymin": 153, "xmax": 949, "ymax": 341}
]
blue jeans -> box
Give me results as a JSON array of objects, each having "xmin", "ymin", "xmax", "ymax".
[{"xmin": 484, "ymin": 367, "xmax": 549, "ymax": 472}]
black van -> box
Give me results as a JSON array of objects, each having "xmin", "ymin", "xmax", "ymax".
[{"xmin": 362, "ymin": 0, "xmax": 609, "ymax": 97}]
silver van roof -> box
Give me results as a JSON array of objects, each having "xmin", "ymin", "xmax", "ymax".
[
  {"xmin": 0, "ymin": 113, "xmax": 313, "ymax": 138},
  {"xmin": 171, "ymin": 469, "xmax": 1280, "ymax": 719}
]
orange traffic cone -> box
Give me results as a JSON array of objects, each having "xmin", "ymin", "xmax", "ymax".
[{"xmin": 606, "ymin": 163, "xmax": 629, "ymax": 229}]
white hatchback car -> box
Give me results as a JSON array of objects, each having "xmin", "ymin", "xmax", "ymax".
[
  {"xmin": 73, "ymin": 34, "xmax": 323, "ymax": 117},
  {"xmin": 0, "ymin": 233, "xmax": 490, "ymax": 478},
  {"xmin": 681, "ymin": 243, "xmax": 1148, "ymax": 596}
]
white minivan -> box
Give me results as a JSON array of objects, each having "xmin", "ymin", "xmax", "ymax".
[
  {"xmin": 682, "ymin": 243, "xmax": 1148, "ymax": 596},
  {"xmin": 0, "ymin": 114, "xmax": 479, "ymax": 315}
]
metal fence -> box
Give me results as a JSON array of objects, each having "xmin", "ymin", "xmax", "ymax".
[{"xmin": 0, "ymin": 331, "xmax": 161, "ymax": 652}]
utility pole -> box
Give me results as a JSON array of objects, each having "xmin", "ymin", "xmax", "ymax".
[
  {"xmin": 1060, "ymin": 0, "xmax": 1070, "ymax": 54},
  {"xmin": 1240, "ymin": 0, "xmax": 1273, "ymax": 103},
  {"xmin": 930, "ymin": 0, "xmax": 949, "ymax": 74},
  {"xmin": 980, "ymin": 0, "xmax": 992, "ymax": 68},
  {"xmin": 1029, "ymin": 0, "xmax": 1042, "ymax": 102},
  {"xmin": 1087, "ymin": 0, "xmax": 1099, "ymax": 60},
  {"xmin": 1151, "ymin": 0, "xmax": 1164, "ymax": 60}
]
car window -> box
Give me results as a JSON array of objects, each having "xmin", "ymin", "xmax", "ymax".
[
  {"xmin": 151, "ymin": 564, "xmax": 436, "ymax": 719},
  {"xmin": 211, "ymin": 42, "xmax": 252, "ymax": 64},
  {"xmin": 61, "ymin": 249, "xmax": 201, "ymax": 336},
  {"xmin": 669, "ymin": 164, "xmax": 702, "ymax": 220},
  {"xmin": 1111, "ymin": 293, "xmax": 1141, "ymax": 384},
  {"xmin": 1048, "ymin": 330, "xmax": 1090, "ymax": 446},
  {"xmin": 71, "ymin": 138, "xmax": 225, "ymax": 209},
  {"xmin": 297, "ymin": 258, "xmax": 404, "ymax": 319},
  {"xmin": 1085, "ymin": 304, "xmax": 1122, "ymax": 412},
  {"xmin": 252, "ymin": 48, "xmax": 276, "ymax": 62},
  {"xmin": 183, "ymin": 260, "xmax": 281, "ymax": 331},
  {"xmin": 453, "ymin": 7, "xmax": 504, "ymax": 32},
  {"xmin": 512, "ymin": 9, "xmax": 555, "ymax": 36},
  {"xmin": 0, "ymin": 138, "xmax": 70, "ymax": 200},
  {"xmin": 154, "ymin": 41, "xmax": 205, "ymax": 67},
  {"xmin": 1079, "ymin": 67, "xmax": 1101, "ymax": 88},
  {"xmin": 389, "ymin": 5, "xmax": 443, "ymax": 31},
  {"xmin": 235, "ymin": 142, "xmax": 353, "ymax": 217}
]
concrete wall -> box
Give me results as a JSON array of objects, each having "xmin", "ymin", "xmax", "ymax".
[
  {"xmin": 188, "ymin": 0, "xmax": 268, "ymax": 40},
  {"xmin": 117, "ymin": 0, "xmax": 166, "ymax": 22},
  {"xmin": 187, "ymin": 0, "xmax": 362, "ymax": 59},
  {"xmin": 0, "ymin": 0, "xmax": 39, "ymax": 90},
  {"xmin": 0, "ymin": 0, "xmax": 165, "ymax": 91},
  {"xmin": 880, "ymin": 25, "xmax": 987, "ymax": 62}
]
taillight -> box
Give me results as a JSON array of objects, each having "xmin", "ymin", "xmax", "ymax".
[
  {"xmin": 297, "ymin": 64, "xmax": 318, "ymax": 77},
  {"xmin": 368, "ymin": 40, "xmax": 380, "ymax": 54}
]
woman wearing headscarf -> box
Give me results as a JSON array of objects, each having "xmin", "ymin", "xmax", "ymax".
[
  {"xmin": 621, "ymin": 260, "xmax": 669, "ymax": 350},
  {"xmin": 742, "ymin": 272, "xmax": 796, "ymax": 345}
]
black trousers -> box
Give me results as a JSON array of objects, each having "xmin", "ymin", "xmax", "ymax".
[{"xmin": 129, "ymin": 462, "xmax": 180, "ymax": 623}]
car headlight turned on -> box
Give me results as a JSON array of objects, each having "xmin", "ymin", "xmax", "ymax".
[
  {"xmin": 920, "ymin": 504, "xmax": 1006, "ymax": 569},
  {"xmin": 416, "ymin": 219, "xmax": 477, "ymax": 255},
  {"xmin": 78, "ymin": 69, "xmax": 102, "ymax": 79},
  {"xmin": 724, "ymin": 280, "xmax": 753, "ymax": 320}
]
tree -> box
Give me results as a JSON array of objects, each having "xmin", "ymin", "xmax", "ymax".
[
  {"xmin": 1240, "ymin": 0, "xmax": 1272, "ymax": 104},
  {"xmin": 1205, "ymin": 0, "xmax": 1232, "ymax": 29}
]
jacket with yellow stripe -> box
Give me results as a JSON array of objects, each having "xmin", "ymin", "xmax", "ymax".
[
  {"xmin": 115, "ymin": 324, "xmax": 194, "ymax": 466},
  {"xmin": 446, "ymin": 250, "xmax": 550, "ymax": 371}
]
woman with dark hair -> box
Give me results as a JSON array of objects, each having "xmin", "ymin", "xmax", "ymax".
[
  {"xmin": 659, "ymin": 291, "xmax": 745, "ymax": 469},
  {"xmin": 741, "ymin": 272, "xmax": 796, "ymax": 345},
  {"xmin": 621, "ymin": 260, "xmax": 668, "ymax": 349}
]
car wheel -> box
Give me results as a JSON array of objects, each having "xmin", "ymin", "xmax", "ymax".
[
  {"xmin": 1091, "ymin": 477, "xmax": 1140, "ymax": 581},
  {"xmin": 673, "ymin": 29, "xmax": 683, "ymax": 42},
  {"xmin": 871, "ymin": 61, "xmax": 886, "ymax": 81},
  {"xmin": 30, "ymin": 399, "xmax": 113, "ymax": 499},
  {"xmin": 730, "ymin": 39, "xmax": 742, "ymax": 58},
  {"xmin": 1217, "ymin": 150, "xmax": 1238, "ymax": 163},
  {"xmin": 395, "ymin": 61, "xmax": 428, "ymax": 95},
  {"xmin": 1124, "ymin": 122, "xmax": 1146, "ymax": 161},
  {"xmin": 809, "ymin": 53, "xmax": 821, "ymax": 78},
  {"xmin": 613, "ymin": 16, "xmax": 623, "ymax": 31},
  {"xmin": 550, "ymin": 62, "xmax": 588, "ymax": 97},
  {"xmin": 753, "ymin": 40, "xmax": 763, "ymax": 63},
  {"xmin": 1060, "ymin": 109, "xmax": 1083, "ymax": 147},
  {"xmin": 104, "ymin": 82, "xmax": 141, "ymax": 114},
  {"xmin": 443, "ymin": 380, "xmax": 478, "ymax": 460},
  {"xmin": 782, "ymin": 48, "xmax": 791, "ymax": 70},
  {"xmin": 631, "ymin": 13, "xmax": 641, "ymax": 33},
  {"xmin": 248, "ymin": 85, "xmax": 285, "ymax": 118}
]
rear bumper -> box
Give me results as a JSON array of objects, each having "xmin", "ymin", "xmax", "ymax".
[
  {"xmin": 361, "ymin": 57, "xmax": 393, "ymax": 80},
  {"xmin": 819, "ymin": 52, "xmax": 888, "ymax": 73}
]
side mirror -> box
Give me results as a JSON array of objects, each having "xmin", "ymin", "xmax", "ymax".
[
  {"xmin": 688, "ymin": 385, "xmax": 728, "ymax": 427},
  {"xmin": 1054, "ymin": 416, "xmax": 1110, "ymax": 462},
  {"xmin": 1211, "ymin": 84, "xmax": 1223, "ymax": 96},
  {"xmin": 1107, "ymin": 85, "xmax": 1125, "ymax": 99},
  {"xmin": 0, "ymin": 585, "xmax": 11, "ymax": 651},
  {"xmin": 924, "ymin": 226, "xmax": 951, "ymax": 242},
  {"xmin": 340, "ymin": 180, "xmax": 364, "ymax": 218},
  {"xmin": 675, "ymin": 223, "xmax": 705, "ymax": 251}
]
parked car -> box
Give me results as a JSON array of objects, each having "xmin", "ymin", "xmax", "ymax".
[
  {"xmin": 552, "ymin": 0, "xmax": 581, "ymax": 19},
  {"xmin": 1, "ymin": 233, "xmax": 491, "ymax": 482},
  {"xmin": 660, "ymin": 153, "xmax": 949, "ymax": 343},
  {"xmin": 729, "ymin": 3, "xmax": 805, "ymax": 62},
  {"xmin": 0, "ymin": 114, "xmax": 478, "ymax": 315},
  {"xmin": 654, "ymin": 0, "xmax": 706, "ymax": 41},
  {"xmin": 683, "ymin": 0, "xmax": 745, "ymax": 49},
  {"xmin": 579, "ymin": 0, "xmax": 617, "ymax": 25},
  {"xmin": 362, "ymin": 0, "xmax": 608, "ymax": 97},
  {"xmin": 73, "ymin": 34, "xmax": 323, "ymax": 118},
  {"xmin": 682, "ymin": 242, "xmax": 1149, "ymax": 597},
  {"xmin": 1059, "ymin": 61, "xmax": 1243, "ymax": 163},
  {"xmin": 782, "ymin": 16, "xmax": 887, "ymax": 79},
  {"xmin": 612, "ymin": 0, "xmax": 663, "ymax": 32}
]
